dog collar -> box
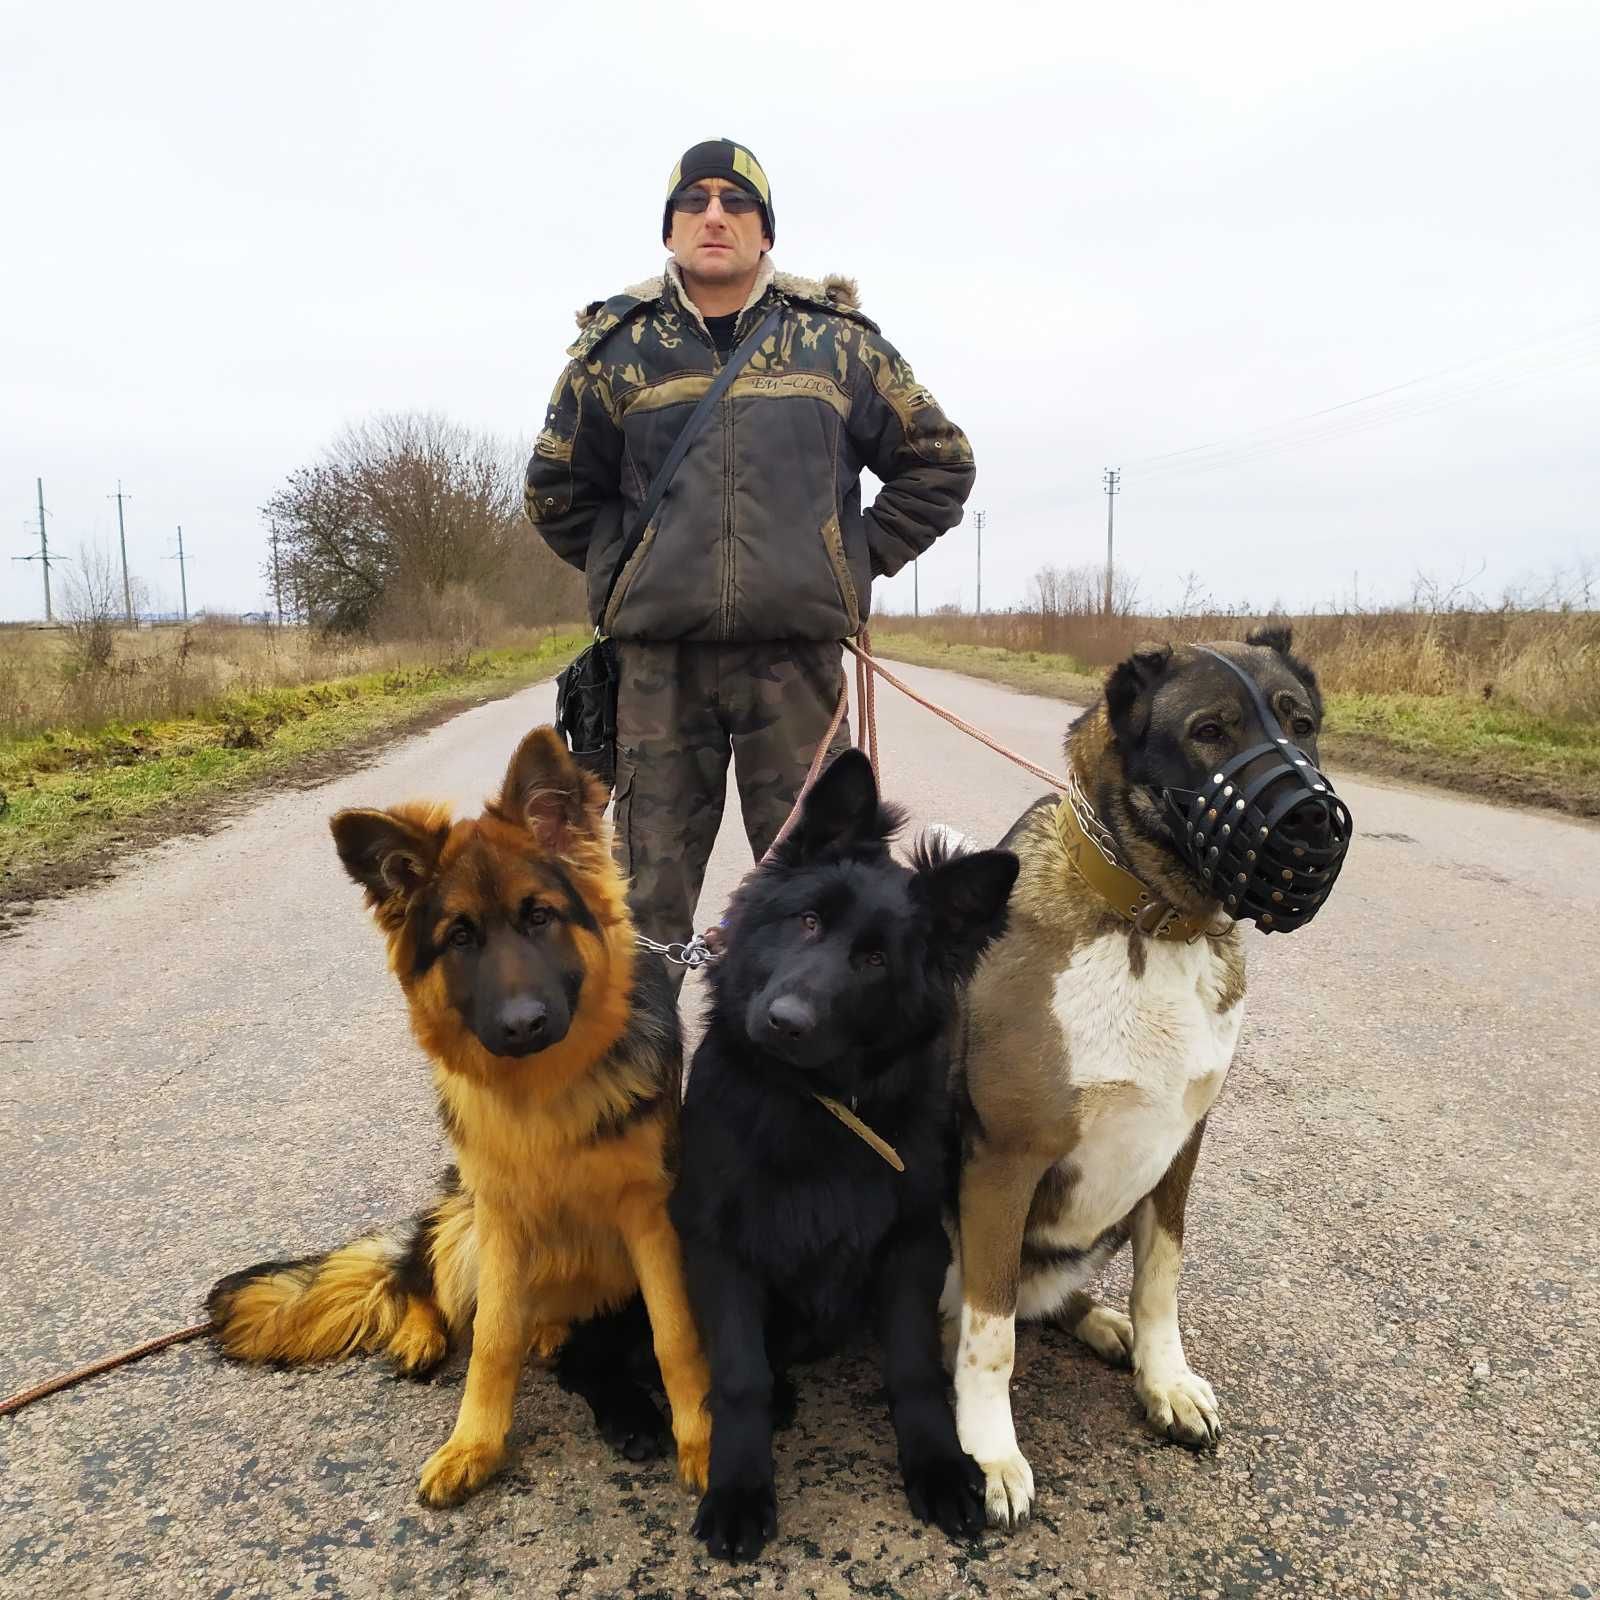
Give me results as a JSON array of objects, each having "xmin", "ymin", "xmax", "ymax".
[
  {"xmin": 812, "ymin": 1093, "xmax": 905, "ymax": 1172},
  {"xmin": 1052, "ymin": 789, "xmax": 1218, "ymax": 943}
]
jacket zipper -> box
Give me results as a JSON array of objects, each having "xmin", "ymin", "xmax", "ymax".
[
  {"xmin": 717, "ymin": 312, "xmax": 738, "ymax": 641},
  {"xmin": 719, "ymin": 388, "xmax": 735, "ymax": 639}
]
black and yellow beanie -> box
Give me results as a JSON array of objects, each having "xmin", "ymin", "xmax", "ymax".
[{"xmin": 662, "ymin": 139, "xmax": 774, "ymax": 244}]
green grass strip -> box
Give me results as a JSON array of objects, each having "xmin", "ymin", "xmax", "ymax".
[{"xmin": 0, "ymin": 634, "xmax": 583, "ymax": 883}]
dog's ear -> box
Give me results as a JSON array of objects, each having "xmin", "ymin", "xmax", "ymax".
[
  {"xmin": 1246, "ymin": 623, "xmax": 1292, "ymax": 656},
  {"xmin": 498, "ymin": 726, "xmax": 607, "ymax": 849},
  {"xmin": 1104, "ymin": 642, "xmax": 1172, "ymax": 745},
  {"xmin": 1245, "ymin": 625, "xmax": 1323, "ymax": 716},
  {"xmin": 331, "ymin": 804, "xmax": 449, "ymax": 911},
  {"xmin": 914, "ymin": 848, "xmax": 1019, "ymax": 980},
  {"xmin": 787, "ymin": 749, "xmax": 901, "ymax": 860}
]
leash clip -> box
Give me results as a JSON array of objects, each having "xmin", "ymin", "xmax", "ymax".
[
  {"xmin": 1133, "ymin": 900, "xmax": 1179, "ymax": 938},
  {"xmin": 638, "ymin": 931, "xmax": 719, "ymax": 970}
]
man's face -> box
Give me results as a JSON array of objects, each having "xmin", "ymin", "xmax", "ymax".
[{"xmin": 667, "ymin": 178, "xmax": 770, "ymax": 285}]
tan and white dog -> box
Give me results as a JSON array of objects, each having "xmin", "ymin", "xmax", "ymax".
[{"xmin": 946, "ymin": 628, "xmax": 1344, "ymax": 1527}]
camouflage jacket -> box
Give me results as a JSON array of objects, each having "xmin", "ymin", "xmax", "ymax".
[{"xmin": 524, "ymin": 261, "xmax": 974, "ymax": 643}]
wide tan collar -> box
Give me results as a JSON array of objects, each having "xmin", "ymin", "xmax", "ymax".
[{"xmin": 1052, "ymin": 791, "xmax": 1218, "ymax": 943}]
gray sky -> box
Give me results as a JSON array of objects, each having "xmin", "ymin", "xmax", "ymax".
[{"xmin": 3, "ymin": 0, "xmax": 1596, "ymax": 623}]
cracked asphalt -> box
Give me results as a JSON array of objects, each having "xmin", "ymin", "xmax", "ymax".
[{"xmin": 2, "ymin": 661, "xmax": 1597, "ymax": 1599}]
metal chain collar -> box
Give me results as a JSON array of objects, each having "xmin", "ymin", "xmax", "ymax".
[
  {"xmin": 1065, "ymin": 768, "xmax": 1130, "ymax": 873},
  {"xmin": 635, "ymin": 932, "xmax": 718, "ymax": 969}
]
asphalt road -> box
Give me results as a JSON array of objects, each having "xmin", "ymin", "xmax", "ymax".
[{"xmin": 2, "ymin": 660, "xmax": 1597, "ymax": 1600}]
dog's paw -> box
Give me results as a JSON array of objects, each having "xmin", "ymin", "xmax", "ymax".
[
  {"xmin": 977, "ymin": 1449, "xmax": 1035, "ymax": 1528},
  {"xmin": 1074, "ymin": 1305, "xmax": 1134, "ymax": 1368},
  {"xmin": 525, "ymin": 1321, "xmax": 570, "ymax": 1362},
  {"xmin": 387, "ymin": 1302, "xmax": 449, "ymax": 1379},
  {"xmin": 594, "ymin": 1383, "xmax": 669, "ymax": 1462},
  {"xmin": 692, "ymin": 1482, "xmax": 778, "ymax": 1563},
  {"xmin": 674, "ymin": 1426, "xmax": 711, "ymax": 1492},
  {"xmin": 1136, "ymin": 1364, "xmax": 1221, "ymax": 1449},
  {"xmin": 416, "ymin": 1437, "xmax": 506, "ymax": 1506},
  {"xmin": 903, "ymin": 1451, "xmax": 986, "ymax": 1541}
]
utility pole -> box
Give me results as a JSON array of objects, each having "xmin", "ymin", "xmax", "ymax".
[
  {"xmin": 974, "ymin": 509, "xmax": 986, "ymax": 616},
  {"xmin": 13, "ymin": 478, "xmax": 66, "ymax": 623},
  {"xmin": 168, "ymin": 526, "xmax": 190, "ymax": 621},
  {"xmin": 270, "ymin": 522, "xmax": 285, "ymax": 624},
  {"xmin": 1102, "ymin": 468, "xmax": 1121, "ymax": 617},
  {"xmin": 110, "ymin": 481, "xmax": 134, "ymax": 628}
]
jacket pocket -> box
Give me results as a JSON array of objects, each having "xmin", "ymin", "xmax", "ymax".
[
  {"xmin": 601, "ymin": 518, "xmax": 661, "ymax": 634},
  {"xmin": 819, "ymin": 512, "xmax": 861, "ymax": 634},
  {"xmin": 611, "ymin": 745, "xmax": 637, "ymax": 872}
]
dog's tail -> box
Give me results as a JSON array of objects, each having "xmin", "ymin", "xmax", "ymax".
[{"xmin": 207, "ymin": 1172, "xmax": 476, "ymax": 1376}]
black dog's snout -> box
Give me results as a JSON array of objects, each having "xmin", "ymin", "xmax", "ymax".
[
  {"xmin": 495, "ymin": 997, "xmax": 549, "ymax": 1052},
  {"xmin": 766, "ymin": 995, "xmax": 816, "ymax": 1041},
  {"xmin": 1279, "ymin": 800, "xmax": 1334, "ymax": 846}
]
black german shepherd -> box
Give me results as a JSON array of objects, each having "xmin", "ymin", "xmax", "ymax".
[{"xmin": 669, "ymin": 750, "xmax": 1019, "ymax": 1561}]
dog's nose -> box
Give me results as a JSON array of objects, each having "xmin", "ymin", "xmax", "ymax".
[
  {"xmin": 1279, "ymin": 799, "xmax": 1334, "ymax": 846},
  {"xmin": 495, "ymin": 997, "xmax": 549, "ymax": 1052},
  {"xmin": 767, "ymin": 995, "xmax": 816, "ymax": 1041}
]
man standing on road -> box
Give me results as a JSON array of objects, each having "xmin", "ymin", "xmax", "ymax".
[{"xmin": 524, "ymin": 138, "xmax": 974, "ymax": 972}]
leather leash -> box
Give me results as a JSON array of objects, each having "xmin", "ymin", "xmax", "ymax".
[{"xmin": 812, "ymin": 1092, "xmax": 905, "ymax": 1172}]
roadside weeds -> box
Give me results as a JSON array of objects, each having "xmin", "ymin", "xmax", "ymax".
[
  {"xmin": 0, "ymin": 635, "xmax": 583, "ymax": 926},
  {"xmin": 871, "ymin": 634, "xmax": 1600, "ymax": 819}
]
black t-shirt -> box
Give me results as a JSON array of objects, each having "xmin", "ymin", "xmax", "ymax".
[{"xmin": 704, "ymin": 313, "xmax": 738, "ymax": 357}]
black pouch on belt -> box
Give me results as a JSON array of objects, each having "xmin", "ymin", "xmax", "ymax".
[{"xmin": 553, "ymin": 305, "xmax": 781, "ymax": 793}]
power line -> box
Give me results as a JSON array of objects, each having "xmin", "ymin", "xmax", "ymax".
[{"xmin": 1121, "ymin": 315, "xmax": 1600, "ymax": 483}]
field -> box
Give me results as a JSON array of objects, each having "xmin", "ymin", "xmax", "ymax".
[
  {"xmin": 0, "ymin": 620, "xmax": 583, "ymax": 909},
  {"xmin": 3, "ymin": 597, "xmax": 1595, "ymax": 918},
  {"xmin": 868, "ymin": 605, "xmax": 1600, "ymax": 817}
]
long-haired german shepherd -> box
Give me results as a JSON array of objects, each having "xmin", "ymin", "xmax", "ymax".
[
  {"xmin": 208, "ymin": 727, "xmax": 710, "ymax": 1507},
  {"xmin": 670, "ymin": 750, "xmax": 1019, "ymax": 1561}
]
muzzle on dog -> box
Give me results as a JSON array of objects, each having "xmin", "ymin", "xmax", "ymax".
[{"xmin": 1162, "ymin": 648, "xmax": 1352, "ymax": 933}]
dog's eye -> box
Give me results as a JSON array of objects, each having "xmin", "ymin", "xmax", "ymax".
[
  {"xmin": 863, "ymin": 950, "xmax": 886, "ymax": 968},
  {"xmin": 448, "ymin": 920, "xmax": 476, "ymax": 949},
  {"xmin": 801, "ymin": 911, "xmax": 820, "ymax": 934},
  {"xmin": 1192, "ymin": 721, "xmax": 1225, "ymax": 742},
  {"xmin": 521, "ymin": 899, "xmax": 552, "ymax": 931}
]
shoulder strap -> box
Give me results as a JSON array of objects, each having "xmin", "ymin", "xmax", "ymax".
[{"xmin": 597, "ymin": 304, "xmax": 782, "ymax": 628}]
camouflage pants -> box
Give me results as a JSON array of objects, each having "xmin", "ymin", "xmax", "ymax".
[{"xmin": 612, "ymin": 641, "xmax": 852, "ymax": 972}]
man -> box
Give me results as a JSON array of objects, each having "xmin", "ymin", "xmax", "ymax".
[{"xmin": 525, "ymin": 138, "xmax": 974, "ymax": 969}]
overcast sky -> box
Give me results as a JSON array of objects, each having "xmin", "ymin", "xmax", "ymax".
[{"xmin": 2, "ymin": 0, "xmax": 1596, "ymax": 623}]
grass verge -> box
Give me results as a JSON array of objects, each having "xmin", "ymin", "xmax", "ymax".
[
  {"xmin": 871, "ymin": 633, "xmax": 1600, "ymax": 819},
  {"xmin": 0, "ymin": 632, "xmax": 584, "ymax": 911}
]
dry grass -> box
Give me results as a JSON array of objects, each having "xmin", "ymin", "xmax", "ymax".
[
  {"xmin": 0, "ymin": 617, "xmax": 569, "ymax": 744},
  {"xmin": 870, "ymin": 606, "xmax": 1600, "ymax": 724},
  {"xmin": 0, "ymin": 625, "xmax": 586, "ymax": 905},
  {"xmin": 869, "ymin": 600, "xmax": 1600, "ymax": 816}
]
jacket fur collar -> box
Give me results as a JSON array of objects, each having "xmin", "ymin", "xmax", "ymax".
[{"xmin": 574, "ymin": 263, "xmax": 865, "ymax": 332}]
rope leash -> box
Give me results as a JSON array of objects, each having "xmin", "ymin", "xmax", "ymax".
[
  {"xmin": 6, "ymin": 640, "xmax": 1059, "ymax": 1418},
  {"xmin": 644, "ymin": 633, "xmax": 1070, "ymax": 974},
  {"xmin": 842, "ymin": 636, "xmax": 1070, "ymax": 793},
  {"xmin": 0, "ymin": 1322, "xmax": 213, "ymax": 1418}
]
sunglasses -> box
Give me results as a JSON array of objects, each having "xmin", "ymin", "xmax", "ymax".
[{"xmin": 671, "ymin": 186, "xmax": 763, "ymax": 217}]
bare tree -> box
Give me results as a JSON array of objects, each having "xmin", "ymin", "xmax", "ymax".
[
  {"xmin": 60, "ymin": 542, "xmax": 121, "ymax": 670},
  {"xmin": 263, "ymin": 413, "xmax": 583, "ymax": 637}
]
